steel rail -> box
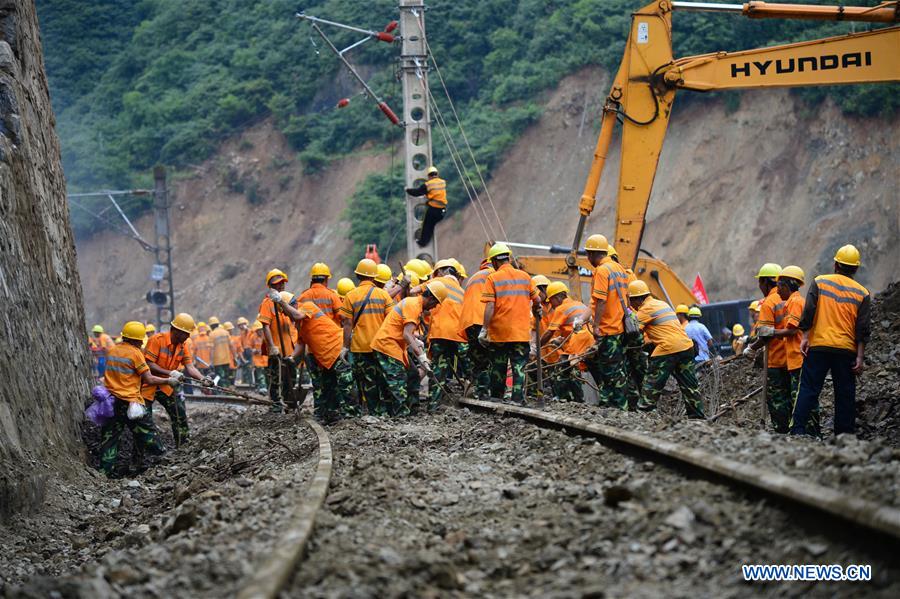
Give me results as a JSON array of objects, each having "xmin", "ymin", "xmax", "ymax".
[
  {"xmin": 236, "ymin": 418, "xmax": 333, "ymax": 599},
  {"xmin": 458, "ymin": 397, "xmax": 900, "ymax": 543}
]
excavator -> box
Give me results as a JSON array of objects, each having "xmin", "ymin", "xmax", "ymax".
[{"xmin": 516, "ymin": 1, "xmax": 899, "ymax": 307}]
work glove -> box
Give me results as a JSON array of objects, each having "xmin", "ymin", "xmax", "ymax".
[
  {"xmin": 201, "ymin": 377, "xmax": 215, "ymax": 388},
  {"xmin": 269, "ymin": 346, "xmax": 281, "ymax": 358},
  {"xmin": 477, "ymin": 328, "xmax": 490, "ymax": 348},
  {"xmin": 532, "ymin": 305, "xmax": 543, "ymax": 318},
  {"xmin": 338, "ymin": 347, "xmax": 350, "ymax": 365},
  {"xmin": 742, "ymin": 347, "xmax": 753, "ymax": 357},
  {"xmin": 267, "ymin": 288, "xmax": 282, "ymax": 303},
  {"xmin": 168, "ymin": 370, "xmax": 184, "ymax": 381},
  {"xmin": 417, "ymin": 354, "xmax": 433, "ymax": 373},
  {"xmin": 165, "ymin": 376, "xmax": 181, "ymax": 387},
  {"xmin": 283, "ymin": 355, "xmax": 296, "ymax": 366},
  {"xmin": 572, "ymin": 319, "xmax": 584, "ymax": 333},
  {"xmin": 549, "ymin": 337, "xmax": 564, "ymax": 348}
]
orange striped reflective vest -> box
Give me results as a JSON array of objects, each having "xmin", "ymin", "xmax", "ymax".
[
  {"xmin": 425, "ymin": 177, "xmax": 447, "ymax": 209},
  {"xmin": 808, "ymin": 274, "xmax": 869, "ymax": 352}
]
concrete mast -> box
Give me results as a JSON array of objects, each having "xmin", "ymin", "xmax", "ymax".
[{"xmin": 398, "ymin": 0, "xmax": 435, "ymax": 262}]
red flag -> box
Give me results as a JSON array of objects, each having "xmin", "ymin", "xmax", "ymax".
[{"xmin": 692, "ymin": 273, "xmax": 709, "ymax": 305}]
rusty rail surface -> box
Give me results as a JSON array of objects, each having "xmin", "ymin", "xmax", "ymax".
[
  {"xmin": 235, "ymin": 418, "xmax": 333, "ymax": 599},
  {"xmin": 459, "ymin": 398, "xmax": 900, "ymax": 543}
]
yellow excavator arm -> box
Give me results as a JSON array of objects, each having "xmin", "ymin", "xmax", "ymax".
[{"xmin": 519, "ymin": 1, "xmax": 899, "ymax": 306}]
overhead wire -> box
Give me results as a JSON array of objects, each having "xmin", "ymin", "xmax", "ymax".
[{"xmin": 412, "ymin": 13, "xmax": 508, "ymax": 242}]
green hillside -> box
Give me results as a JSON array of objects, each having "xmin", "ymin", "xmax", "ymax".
[{"xmin": 37, "ymin": 0, "xmax": 897, "ymax": 254}]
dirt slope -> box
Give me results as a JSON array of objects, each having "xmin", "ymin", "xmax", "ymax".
[
  {"xmin": 77, "ymin": 67, "xmax": 898, "ymax": 328},
  {"xmin": 77, "ymin": 121, "xmax": 386, "ymax": 326},
  {"xmin": 438, "ymin": 67, "xmax": 899, "ymax": 299}
]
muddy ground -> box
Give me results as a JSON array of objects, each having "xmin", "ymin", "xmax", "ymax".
[{"xmin": 3, "ymin": 403, "xmax": 899, "ymax": 598}]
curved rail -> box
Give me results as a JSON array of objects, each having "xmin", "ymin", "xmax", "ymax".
[
  {"xmin": 236, "ymin": 418, "xmax": 333, "ymax": 599},
  {"xmin": 459, "ymin": 397, "xmax": 900, "ymax": 543}
]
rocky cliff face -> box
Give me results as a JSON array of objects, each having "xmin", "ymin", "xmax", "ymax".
[{"xmin": 0, "ymin": 0, "xmax": 89, "ymax": 519}]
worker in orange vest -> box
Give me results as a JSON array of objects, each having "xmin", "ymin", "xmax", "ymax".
[
  {"xmin": 791, "ymin": 245, "xmax": 871, "ymax": 437},
  {"xmin": 540, "ymin": 282, "xmax": 594, "ymax": 403},
  {"xmin": 479, "ymin": 243, "xmax": 542, "ymax": 405},
  {"xmin": 772, "ymin": 266, "xmax": 816, "ymax": 435},
  {"xmin": 427, "ymin": 259, "xmax": 467, "ymax": 410},
  {"xmin": 208, "ymin": 316, "xmax": 234, "ymax": 386},
  {"xmin": 249, "ymin": 320, "xmax": 269, "ymax": 393},
  {"xmin": 258, "ymin": 269, "xmax": 298, "ymax": 413},
  {"xmin": 406, "ymin": 166, "xmax": 446, "ymax": 247},
  {"xmin": 192, "ymin": 322, "xmax": 213, "ymax": 374},
  {"xmin": 236, "ymin": 317, "xmax": 254, "ymax": 384},
  {"xmin": 89, "ymin": 324, "xmax": 115, "ymax": 378}
]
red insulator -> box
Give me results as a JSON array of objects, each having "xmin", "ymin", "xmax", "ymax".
[
  {"xmin": 384, "ymin": 20, "xmax": 398, "ymax": 33},
  {"xmin": 336, "ymin": 98, "xmax": 350, "ymax": 108},
  {"xmin": 378, "ymin": 102, "xmax": 400, "ymax": 125},
  {"xmin": 375, "ymin": 32, "xmax": 395, "ymax": 43}
]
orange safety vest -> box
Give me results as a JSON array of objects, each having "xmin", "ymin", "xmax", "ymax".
[
  {"xmin": 425, "ymin": 177, "xmax": 447, "ymax": 209},
  {"xmin": 808, "ymin": 274, "xmax": 869, "ymax": 353}
]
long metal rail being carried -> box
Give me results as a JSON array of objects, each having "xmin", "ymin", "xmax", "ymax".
[{"xmin": 458, "ymin": 398, "xmax": 900, "ymax": 544}]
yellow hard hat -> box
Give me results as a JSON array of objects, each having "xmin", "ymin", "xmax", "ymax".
[
  {"xmin": 487, "ymin": 242, "xmax": 511, "ymax": 260},
  {"xmin": 778, "ymin": 265, "xmax": 806, "ymax": 285},
  {"xmin": 236, "ymin": 317, "xmax": 249, "ymax": 326},
  {"xmin": 266, "ymin": 268, "xmax": 288, "ymax": 285},
  {"xmin": 310, "ymin": 262, "xmax": 331, "ymax": 278},
  {"xmin": 425, "ymin": 280, "xmax": 449, "ymax": 303},
  {"xmin": 144, "ymin": 323, "xmax": 156, "ymax": 334},
  {"xmin": 375, "ymin": 264, "xmax": 393, "ymax": 285},
  {"xmin": 833, "ymin": 244, "xmax": 861, "ymax": 267},
  {"xmin": 675, "ymin": 304, "xmax": 689, "ymax": 315},
  {"xmin": 208, "ymin": 316, "xmax": 221, "ymax": 326},
  {"xmin": 427, "ymin": 166, "xmax": 439, "ymax": 176},
  {"xmin": 688, "ymin": 306, "xmax": 702, "ymax": 318},
  {"xmin": 250, "ymin": 320, "xmax": 263, "ymax": 331},
  {"xmin": 755, "ymin": 263, "xmax": 783, "ymax": 279},
  {"xmin": 405, "ymin": 259, "xmax": 431, "ymax": 281},
  {"xmin": 223, "ymin": 321, "xmax": 234, "ymax": 331},
  {"xmin": 546, "ymin": 281, "xmax": 568, "ymax": 300},
  {"xmin": 732, "ymin": 324, "xmax": 745, "ymax": 336},
  {"xmin": 585, "ymin": 234, "xmax": 609, "ymax": 252},
  {"xmin": 532, "ymin": 275, "xmax": 551, "ymax": 288},
  {"xmin": 279, "ymin": 291, "xmax": 295, "ymax": 305},
  {"xmin": 198, "ymin": 321, "xmax": 208, "ymax": 330},
  {"xmin": 337, "ymin": 277, "xmax": 356, "ymax": 297},
  {"xmin": 627, "ymin": 279, "xmax": 651, "ymax": 297},
  {"xmin": 355, "ymin": 258, "xmax": 378, "ymax": 278},
  {"xmin": 451, "ymin": 259, "xmax": 467, "ymax": 278},
  {"xmin": 121, "ymin": 321, "xmax": 146, "ymax": 341},
  {"xmin": 607, "ymin": 245, "xmax": 618, "ymax": 258},
  {"xmin": 171, "ymin": 313, "xmax": 196, "ymax": 333},
  {"xmin": 748, "ymin": 300, "xmax": 760, "ymax": 311},
  {"xmin": 433, "ymin": 258, "xmax": 456, "ymax": 272},
  {"xmin": 92, "ymin": 325, "xmax": 104, "ymax": 334}
]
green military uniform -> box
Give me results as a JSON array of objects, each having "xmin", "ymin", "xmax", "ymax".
[
  {"xmin": 148, "ymin": 389, "xmax": 189, "ymax": 447},
  {"xmin": 306, "ymin": 356, "xmax": 355, "ymax": 422},
  {"xmin": 465, "ymin": 326, "xmax": 492, "ymax": 399},
  {"xmin": 99, "ymin": 399, "xmax": 165, "ymax": 476},
  {"xmin": 487, "ymin": 342, "xmax": 529, "ymax": 404},
  {"xmin": 623, "ymin": 323, "xmax": 648, "ymax": 410},
  {"xmin": 429, "ymin": 339, "xmax": 460, "ymax": 409},
  {"xmin": 352, "ymin": 353, "xmax": 382, "ymax": 415},
  {"xmin": 637, "ymin": 348, "xmax": 704, "ymax": 418},
  {"xmin": 585, "ymin": 335, "xmax": 629, "ymax": 409},
  {"xmin": 374, "ymin": 353, "xmax": 413, "ymax": 417},
  {"xmin": 766, "ymin": 367, "xmax": 793, "ymax": 433}
]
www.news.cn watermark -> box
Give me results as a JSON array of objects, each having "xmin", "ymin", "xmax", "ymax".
[{"xmin": 742, "ymin": 564, "xmax": 872, "ymax": 582}]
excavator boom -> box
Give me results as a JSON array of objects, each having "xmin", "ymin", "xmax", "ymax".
[{"xmin": 519, "ymin": 1, "xmax": 899, "ymax": 306}]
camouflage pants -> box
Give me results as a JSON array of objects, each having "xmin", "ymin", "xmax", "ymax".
[
  {"xmin": 789, "ymin": 367, "xmax": 819, "ymax": 437},
  {"xmin": 253, "ymin": 366, "xmax": 268, "ymax": 393},
  {"xmin": 637, "ymin": 349, "xmax": 704, "ymax": 419},
  {"xmin": 406, "ymin": 349, "xmax": 422, "ymax": 411},
  {"xmin": 457, "ymin": 342, "xmax": 471, "ymax": 380},
  {"xmin": 487, "ymin": 341, "xmax": 529, "ymax": 404},
  {"xmin": 99, "ymin": 398, "xmax": 165, "ymax": 476},
  {"xmin": 429, "ymin": 339, "xmax": 461, "ymax": 407},
  {"xmin": 214, "ymin": 364, "xmax": 236, "ymax": 386},
  {"xmin": 584, "ymin": 334, "xmax": 628, "ymax": 409},
  {"xmin": 465, "ymin": 325, "xmax": 492, "ymax": 399},
  {"xmin": 551, "ymin": 360, "xmax": 584, "ymax": 402},
  {"xmin": 149, "ymin": 389, "xmax": 189, "ymax": 447},
  {"xmin": 624, "ymin": 345, "xmax": 648, "ymax": 410},
  {"xmin": 374, "ymin": 352, "xmax": 412, "ymax": 417},
  {"xmin": 352, "ymin": 352, "xmax": 383, "ymax": 416},
  {"xmin": 766, "ymin": 367, "xmax": 793, "ymax": 433},
  {"xmin": 307, "ymin": 357, "xmax": 356, "ymax": 422},
  {"xmin": 267, "ymin": 356, "xmax": 297, "ymax": 413}
]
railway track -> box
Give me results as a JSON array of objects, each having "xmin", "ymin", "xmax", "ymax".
[{"xmin": 458, "ymin": 397, "xmax": 900, "ymax": 545}]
